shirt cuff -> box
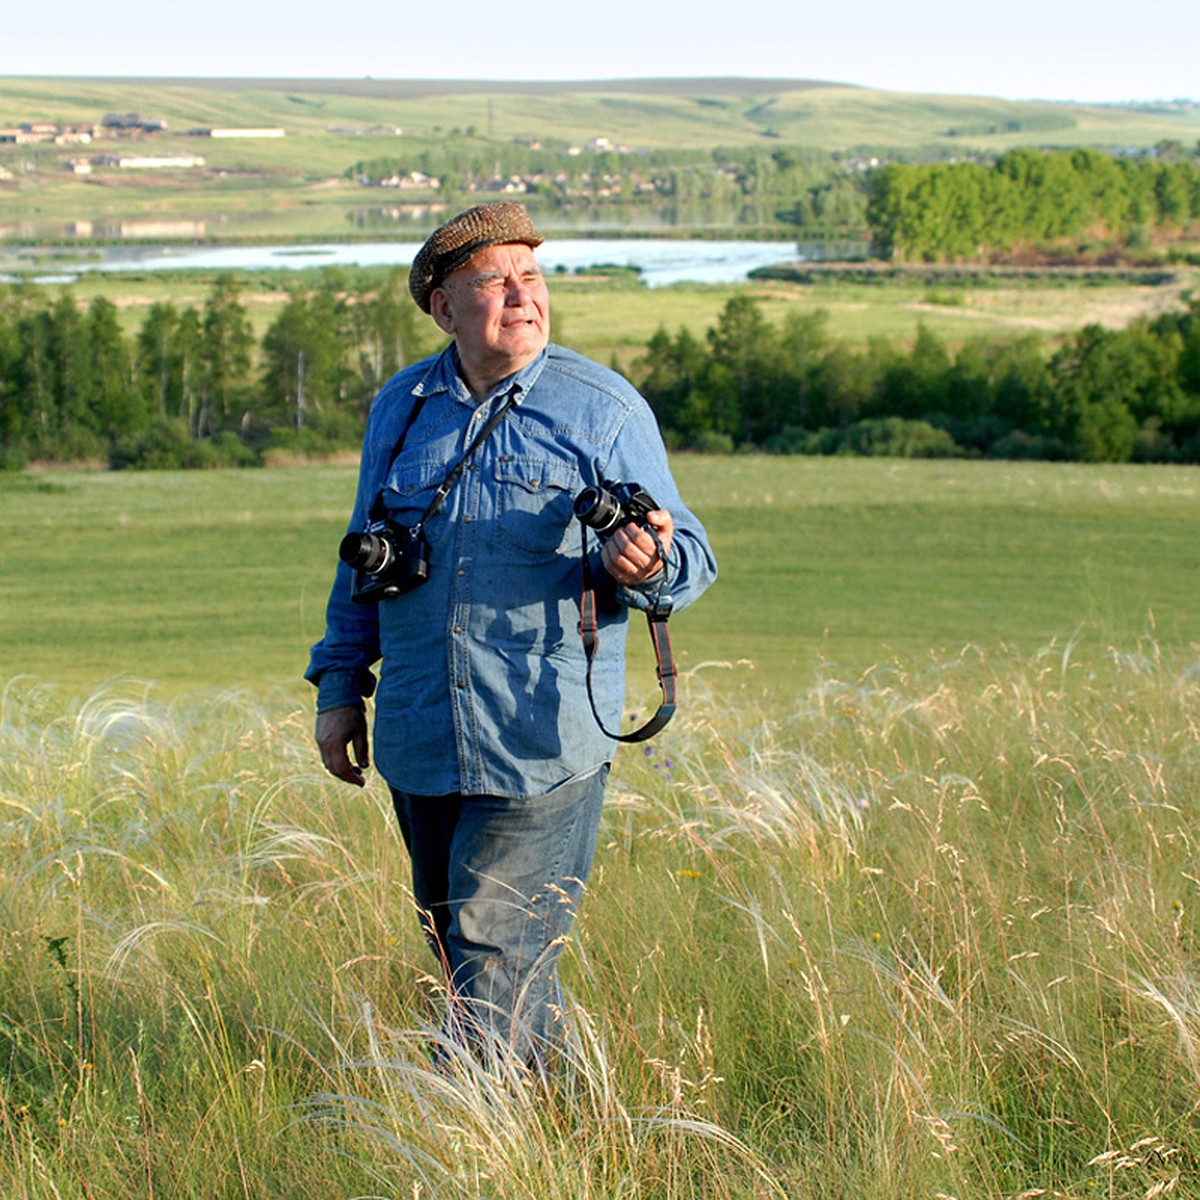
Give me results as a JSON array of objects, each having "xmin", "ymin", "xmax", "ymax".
[
  {"xmin": 314, "ymin": 669, "xmax": 375, "ymax": 713},
  {"xmin": 616, "ymin": 561, "xmax": 675, "ymax": 612}
]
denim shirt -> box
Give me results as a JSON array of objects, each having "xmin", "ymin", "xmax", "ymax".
[{"xmin": 305, "ymin": 342, "xmax": 717, "ymax": 798}]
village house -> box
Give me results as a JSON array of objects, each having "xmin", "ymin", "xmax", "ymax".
[
  {"xmin": 96, "ymin": 152, "xmax": 205, "ymax": 169},
  {"xmin": 0, "ymin": 122, "xmax": 94, "ymax": 145},
  {"xmin": 102, "ymin": 113, "xmax": 168, "ymax": 134},
  {"xmin": 187, "ymin": 127, "xmax": 285, "ymax": 139},
  {"xmin": 376, "ymin": 170, "xmax": 440, "ymax": 190}
]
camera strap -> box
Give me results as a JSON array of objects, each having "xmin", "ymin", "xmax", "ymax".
[
  {"xmin": 411, "ymin": 385, "xmax": 521, "ymax": 533},
  {"xmin": 370, "ymin": 383, "xmax": 520, "ymax": 528},
  {"xmin": 578, "ymin": 523, "xmax": 677, "ymax": 743}
]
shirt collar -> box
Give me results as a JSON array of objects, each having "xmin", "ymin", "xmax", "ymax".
[{"xmin": 412, "ymin": 343, "xmax": 550, "ymax": 406}]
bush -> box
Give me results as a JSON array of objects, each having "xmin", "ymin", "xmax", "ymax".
[
  {"xmin": 111, "ymin": 421, "xmax": 260, "ymax": 470},
  {"xmin": 0, "ymin": 444, "xmax": 28, "ymax": 472},
  {"xmin": 986, "ymin": 429, "xmax": 1068, "ymax": 460},
  {"xmin": 688, "ymin": 430, "xmax": 735, "ymax": 454},
  {"xmin": 838, "ymin": 417, "xmax": 964, "ymax": 458}
]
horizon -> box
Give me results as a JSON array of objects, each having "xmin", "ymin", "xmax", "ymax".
[{"xmin": 1, "ymin": 73, "xmax": 1196, "ymax": 109}]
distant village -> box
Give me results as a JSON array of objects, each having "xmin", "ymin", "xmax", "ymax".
[
  {"xmin": 0, "ymin": 110, "xmax": 673, "ymax": 200},
  {"xmin": 0, "ymin": 104, "xmax": 885, "ymax": 231},
  {"xmin": 0, "ymin": 112, "xmax": 286, "ymax": 175}
]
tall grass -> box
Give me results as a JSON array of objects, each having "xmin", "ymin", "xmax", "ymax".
[{"xmin": 4, "ymin": 640, "xmax": 1200, "ymax": 1197}]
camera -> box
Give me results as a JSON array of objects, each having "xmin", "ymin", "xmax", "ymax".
[
  {"xmin": 339, "ymin": 519, "xmax": 430, "ymax": 603},
  {"xmin": 573, "ymin": 480, "xmax": 659, "ymax": 539}
]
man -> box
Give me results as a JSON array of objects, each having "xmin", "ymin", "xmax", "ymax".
[{"xmin": 306, "ymin": 202, "xmax": 716, "ymax": 1064}]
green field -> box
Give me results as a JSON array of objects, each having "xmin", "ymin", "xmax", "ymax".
[
  {"xmin": 5, "ymin": 457, "xmax": 1200, "ymax": 1197},
  {"xmin": 3, "ymin": 456, "xmax": 1198, "ymax": 700}
]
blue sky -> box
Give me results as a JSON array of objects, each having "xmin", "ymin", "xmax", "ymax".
[{"xmin": 4, "ymin": 0, "xmax": 1196, "ymax": 104}]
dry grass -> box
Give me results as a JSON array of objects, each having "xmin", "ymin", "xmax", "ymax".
[{"xmin": 3, "ymin": 642, "xmax": 1200, "ymax": 1196}]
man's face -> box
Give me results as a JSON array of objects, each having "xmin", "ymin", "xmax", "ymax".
[{"xmin": 431, "ymin": 243, "xmax": 551, "ymax": 392}]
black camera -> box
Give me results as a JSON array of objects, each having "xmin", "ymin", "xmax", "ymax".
[
  {"xmin": 340, "ymin": 519, "xmax": 430, "ymax": 604},
  {"xmin": 573, "ymin": 480, "xmax": 659, "ymax": 539}
]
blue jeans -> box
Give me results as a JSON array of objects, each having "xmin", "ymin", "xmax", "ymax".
[{"xmin": 390, "ymin": 765, "xmax": 608, "ymax": 1064}]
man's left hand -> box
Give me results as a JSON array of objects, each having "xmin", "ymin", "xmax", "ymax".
[{"xmin": 601, "ymin": 509, "xmax": 674, "ymax": 585}]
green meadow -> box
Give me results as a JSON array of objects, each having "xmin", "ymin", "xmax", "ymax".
[
  {"xmin": 5, "ymin": 456, "xmax": 1200, "ymax": 1197},
  {"xmin": 4, "ymin": 456, "xmax": 1199, "ymax": 698}
]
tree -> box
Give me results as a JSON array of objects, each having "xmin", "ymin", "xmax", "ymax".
[
  {"xmin": 86, "ymin": 296, "xmax": 141, "ymax": 441},
  {"xmin": 261, "ymin": 288, "xmax": 352, "ymax": 430},
  {"xmin": 137, "ymin": 301, "xmax": 181, "ymax": 419},
  {"xmin": 196, "ymin": 275, "xmax": 254, "ymax": 438}
]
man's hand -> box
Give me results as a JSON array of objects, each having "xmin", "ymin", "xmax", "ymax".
[
  {"xmin": 600, "ymin": 509, "xmax": 674, "ymax": 586},
  {"xmin": 315, "ymin": 705, "xmax": 370, "ymax": 787}
]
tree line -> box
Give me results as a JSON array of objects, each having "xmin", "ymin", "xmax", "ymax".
[
  {"xmin": 867, "ymin": 148, "xmax": 1200, "ymax": 262},
  {"xmin": 0, "ymin": 272, "xmax": 435, "ymax": 470},
  {"xmin": 3, "ymin": 274, "xmax": 1200, "ymax": 469},
  {"xmin": 639, "ymin": 294, "xmax": 1200, "ymax": 463}
]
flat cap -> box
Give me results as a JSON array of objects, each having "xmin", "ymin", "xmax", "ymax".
[{"xmin": 408, "ymin": 202, "xmax": 544, "ymax": 312}]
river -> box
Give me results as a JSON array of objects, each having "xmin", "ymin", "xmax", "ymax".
[{"xmin": 85, "ymin": 237, "xmax": 828, "ymax": 287}]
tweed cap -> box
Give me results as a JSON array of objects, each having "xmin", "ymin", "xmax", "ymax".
[{"xmin": 408, "ymin": 202, "xmax": 544, "ymax": 312}]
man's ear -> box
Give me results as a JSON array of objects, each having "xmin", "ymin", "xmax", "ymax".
[{"xmin": 429, "ymin": 287, "xmax": 455, "ymax": 335}]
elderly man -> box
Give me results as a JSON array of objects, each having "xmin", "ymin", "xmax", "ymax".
[{"xmin": 306, "ymin": 203, "xmax": 716, "ymax": 1064}]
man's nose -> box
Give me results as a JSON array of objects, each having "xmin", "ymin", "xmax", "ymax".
[{"xmin": 506, "ymin": 276, "xmax": 532, "ymax": 303}]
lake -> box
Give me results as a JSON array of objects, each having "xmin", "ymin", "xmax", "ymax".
[{"xmin": 88, "ymin": 238, "xmax": 834, "ymax": 287}]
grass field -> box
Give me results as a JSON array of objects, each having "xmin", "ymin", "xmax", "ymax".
[
  {"xmin": 4, "ymin": 456, "xmax": 1199, "ymax": 699},
  {"xmin": 4, "ymin": 456, "xmax": 1200, "ymax": 1197}
]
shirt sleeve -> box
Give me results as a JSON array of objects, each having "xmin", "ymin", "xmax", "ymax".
[
  {"xmin": 303, "ymin": 401, "xmax": 391, "ymax": 711},
  {"xmin": 602, "ymin": 385, "xmax": 718, "ymax": 615}
]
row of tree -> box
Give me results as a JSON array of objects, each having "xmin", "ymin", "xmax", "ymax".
[
  {"xmin": 639, "ymin": 294, "xmax": 1200, "ymax": 463},
  {"xmin": 0, "ymin": 272, "xmax": 435, "ymax": 469},
  {"xmin": 867, "ymin": 149, "xmax": 1200, "ymax": 261},
  {"xmin": 3, "ymin": 274, "xmax": 1200, "ymax": 469}
]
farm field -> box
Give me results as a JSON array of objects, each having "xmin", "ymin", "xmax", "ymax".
[{"xmin": 4, "ymin": 456, "xmax": 1200, "ymax": 1197}]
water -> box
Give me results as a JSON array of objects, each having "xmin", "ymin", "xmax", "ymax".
[{"xmin": 89, "ymin": 238, "xmax": 807, "ymax": 288}]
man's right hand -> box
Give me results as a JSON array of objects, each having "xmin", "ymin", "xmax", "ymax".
[{"xmin": 315, "ymin": 705, "xmax": 370, "ymax": 787}]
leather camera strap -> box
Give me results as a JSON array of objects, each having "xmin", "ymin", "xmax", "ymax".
[{"xmin": 578, "ymin": 522, "xmax": 677, "ymax": 743}]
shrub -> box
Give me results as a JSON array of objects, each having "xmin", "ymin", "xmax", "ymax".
[
  {"xmin": 838, "ymin": 417, "xmax": 964, "ymax": 458},
  {"xmin": 110, "ymin": 421, "xmax": 259, "ymax": 470}
]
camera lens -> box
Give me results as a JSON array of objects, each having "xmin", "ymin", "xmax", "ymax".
[
  {"xmin": 340, "ymin": 531, "xmax": 395, "ymax": 574},
  {"xmin": 574, "ymin": 486, "xmax": 623, "ymax": 534}
]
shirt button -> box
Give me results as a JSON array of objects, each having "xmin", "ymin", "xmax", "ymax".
[
  {"xmin": 453, "ymin": 625, "xmax": 463, "ymax": 634},
  {"xmin": 456, "ymin": 681, "xmax": 466, "ymax": 689},
  {"xmin": 457, "ymin": 568, "xmax": 465, "ymax": 576}
]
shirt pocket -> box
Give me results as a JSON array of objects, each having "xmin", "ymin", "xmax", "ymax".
[
  {"xmin": 492, "ymin": 456, "xmax": 580, "ymax": 559},
  {"xmin": 380, "ymin": 454, "xmax": 451, "ymax": 535}
]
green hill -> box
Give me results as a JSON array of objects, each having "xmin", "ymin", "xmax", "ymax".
[
  {"xmin": 1, "ymin": 76, "xmax": 1198, "ymax": 243},
  {"xmin": 4, "ymin": 75, "xmax": 1198, "ymax": 151}
]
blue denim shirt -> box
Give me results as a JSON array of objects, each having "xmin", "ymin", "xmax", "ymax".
[{"xmin": 305, "ymin": 343, "xmax": 717, "ymax": 798}]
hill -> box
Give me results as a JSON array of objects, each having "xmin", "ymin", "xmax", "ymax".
[
  {"xmin": 1, "ymin": 76, "xmax": 1198, "ymax": 244},
  {"xmin": 4, "ymin": 75, "xmax": 1198, "ymax": 151}
]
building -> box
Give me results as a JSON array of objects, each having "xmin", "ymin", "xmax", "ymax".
[
  {"xmin": 97, "ymin": 153, "xmax": 205, "ymax": 169},
  {"xmin": 188, "ymin": 127, "xmax": 285, "ymax": 139}
]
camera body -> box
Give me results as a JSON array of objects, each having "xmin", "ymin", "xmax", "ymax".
[
  {"xmin": 573, "ymin": 480, "xmax": 659, "ymax": 540},
  {"xmin": 340, "ymin": 519, "xmax": 431, "ymax": 603}
]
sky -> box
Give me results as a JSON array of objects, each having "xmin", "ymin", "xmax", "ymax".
[{"xmin": 4, "ymin": 0, "xmax": 1197, "ymax": 105}]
